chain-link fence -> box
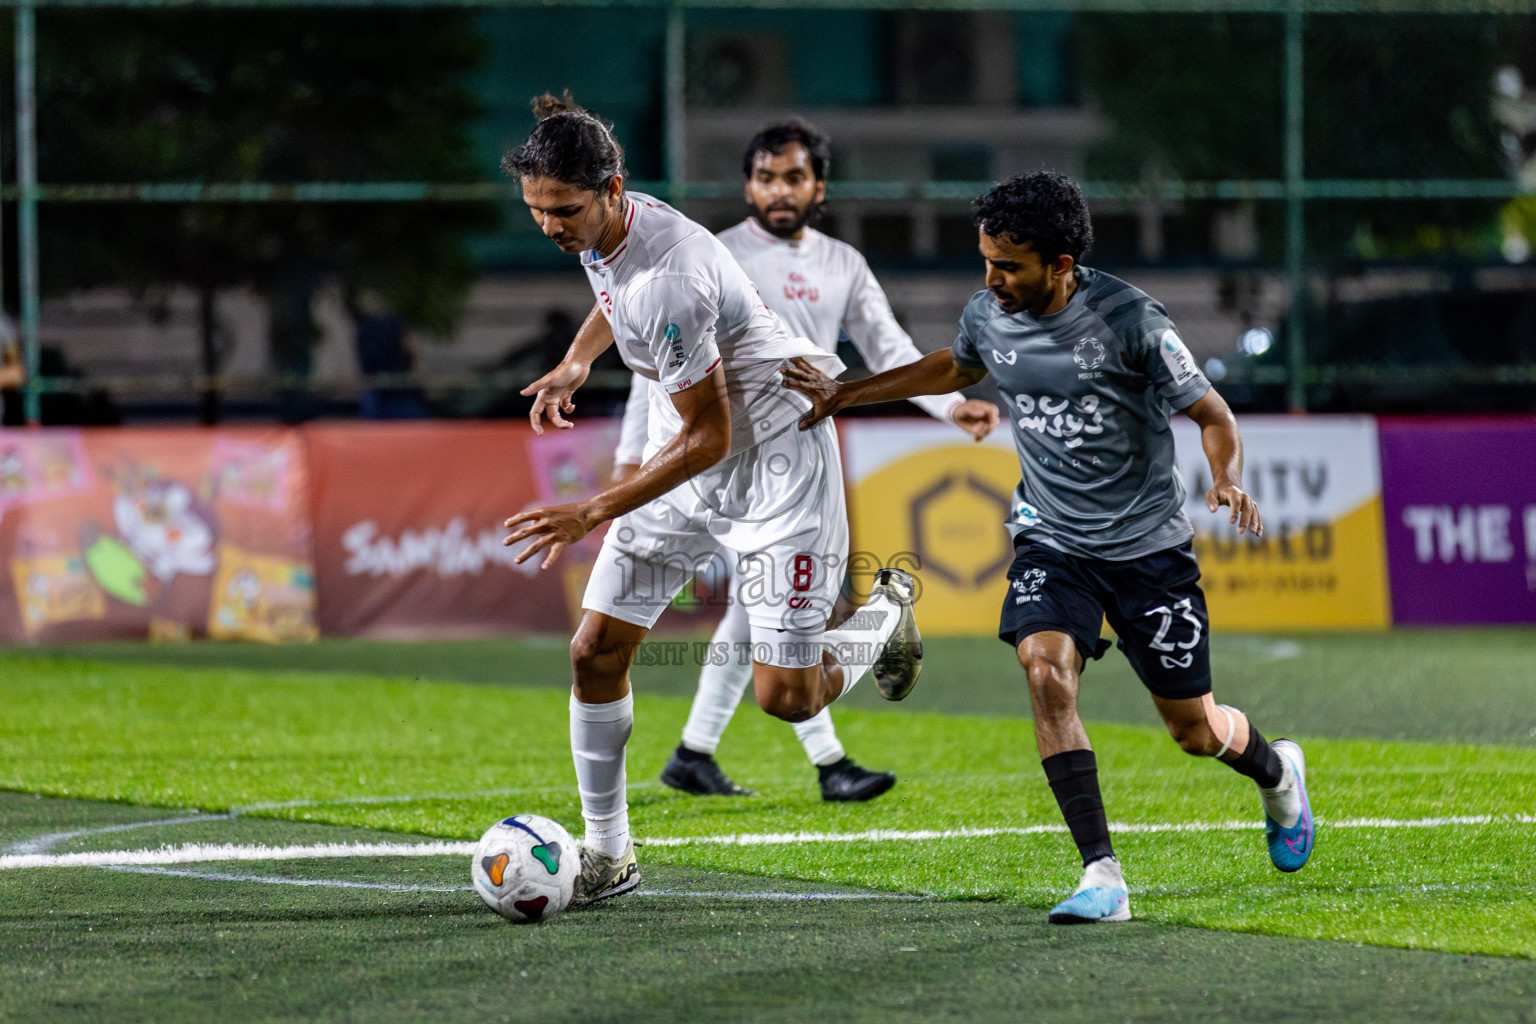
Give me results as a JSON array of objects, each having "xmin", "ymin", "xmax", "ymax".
[{"xmin": 2, "ymin": 0, "xmax": 1535, "ymax": 422}]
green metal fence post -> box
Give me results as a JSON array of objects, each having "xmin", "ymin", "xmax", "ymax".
[
  {"xmin": 665, "ymin": 2, "xmax": 686, "ymax": 208},
  {"xmin": 14, "ymin": 0, "xmax": 38, "ymax": 424},
  {"xmin": 1283, "ymin": 0, "xmax": 1306, "ymax": 413}
]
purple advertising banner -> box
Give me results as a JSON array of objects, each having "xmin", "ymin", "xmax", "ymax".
[{"xmin": 1379, "ymin": 418, "xmax": 1536, "ymax": 625}]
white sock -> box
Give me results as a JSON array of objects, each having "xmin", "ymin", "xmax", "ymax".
[
  {"xmin": 820, "ymin": 595, "xmax": 900, "ymax": 697},
  {"xmin": 679, "ymin": 599, "xmax": 752, "ymax": 755},
  {"xmin": 1261, "ymin": 754, "xmax": 1301, "ymax": 829},
  {"xmin": 793, "ymin": 710, "xmax": 845, "ymax": 767},
  {"xmin": 570, "ymin": 692, "xmax": 633, "ymax": 858},
  {"xmin": 1079, "ymin": 856, "xmax": 1124, "ymax": 892}
]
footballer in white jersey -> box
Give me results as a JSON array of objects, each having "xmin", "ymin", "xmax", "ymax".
[
  {"xmin": 611, "ymin": 119, "xmax": 998, "ymax": 802},
  {"xmin": 501, "ymin": 95, "xmax": 926, "ymax": 906}
]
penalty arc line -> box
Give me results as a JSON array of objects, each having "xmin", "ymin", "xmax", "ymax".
[{"xmin": 2, "ymin": 812, "xmax": 1534, "ymax": 871}]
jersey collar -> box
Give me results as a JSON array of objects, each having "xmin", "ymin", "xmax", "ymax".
[{"xmin": 581, "ymin": 197, "xmax": 639, "ymax": 271}]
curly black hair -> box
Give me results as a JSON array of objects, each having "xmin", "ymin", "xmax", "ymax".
[
  {"xmin": 502, "ymin": 92, "xmax": 626, "ymax": 192},
  {"xmin": 741, "ymin": 118, "xmax": 831, "ymax": 181},
  {"xmin": 972, "ymin": 171, "xmax": 1093, "ymax": 264}
]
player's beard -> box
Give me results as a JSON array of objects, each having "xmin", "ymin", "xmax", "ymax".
[{"xmin": 749, "ymin": 199, "xmax": 821, "ymax": 239}]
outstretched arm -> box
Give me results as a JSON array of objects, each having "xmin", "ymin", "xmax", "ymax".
[
  {"xmin": 504, "ymin": 364, "xmax": 732, "ymax": 568},
  {"xmin": 840, "ymin": 262, "xmax": 998, "ymax": 440},
  {"xmin": 521, "ymin": 302, "xmax": 615, "ymax": 435},
  {"xmin": 781, "ymin": 349, "xmax": 987, "ymax": 430},
  {"xmin": 1183, "ymin": 388, "xmax": 1262, "ymax": 537}
]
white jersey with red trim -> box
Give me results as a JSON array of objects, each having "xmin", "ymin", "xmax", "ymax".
[
  {"xmin": 582, "ymin": 192, "xmax": 843, "ymax": 459},
  {"xmin": 717, "ymin": 219, "xmax": 963, "ymax": 424}
]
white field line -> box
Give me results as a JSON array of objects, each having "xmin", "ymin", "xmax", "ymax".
[
  {"xmin": 0, "ymin": 839, "xmax": 475, "ymax": 871},
  {"xmin": 645, "ymin": 812, "xmax": 1536, "ymax": 848},
  {"xmin": 107, "ymin": 866, "xmax": 922, "ymax": 900},
  {"xmin": 8, "ymin": 813, "xmax": 235, "ymax": 856},
  {"xmin": 109, "ymin": 865, "xmax": 471, "ymax": 893},
  {"xmin": 3, "ymin": 812, "xmax": 1533, "ymax": 872}
]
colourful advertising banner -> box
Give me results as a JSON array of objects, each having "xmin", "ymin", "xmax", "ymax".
[
  {"xmin": 1378, "ymin": 418, "xmax": 1536, "ymax": 625},
  {"xmin": 842, "ymin": 415, "xmax": 1392, "ymax": 636},
  {"xmin": 0, "ymin": 428, "xmax": 316, "ymax": 642},
  {"xmin": 840, "ymin": 420, "xmax": 1021, "ymax": 637},
  {"xmin": 306, "ymin": 423, "xmax": 582, "ymax": 638},
  {"xmin": 305, "ymin": 420, "xmax": 726, "ymax": 639},
  {"xmin": 1169, "ymin": 415, "xmax": 1391, "ymax": 630}
]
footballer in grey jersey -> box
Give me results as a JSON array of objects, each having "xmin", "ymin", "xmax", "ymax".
[
  {"xmin": 952, "ymin": 267, "xmax": 1209, "ymax": 561},
  {"xmin": 784, "ymin": 170, "xmax": 1315, "ymax": 925}
]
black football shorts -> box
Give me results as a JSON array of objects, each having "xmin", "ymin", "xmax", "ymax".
[{"xmin": 997, "ymin": 538, "xmax": 1212, "ymax": 700}]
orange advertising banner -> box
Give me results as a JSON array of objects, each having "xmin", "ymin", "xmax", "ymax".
[
  {"xmin": 306, "ymin": 421, "xmax": 618, "ymax": 638},
  {"xmin": 0, "ymin": 420, "xmax": 735, "ymax": 643},
  {"xmin": 0, "ymin": 427, "xmax": 316, "ymax": 642}
]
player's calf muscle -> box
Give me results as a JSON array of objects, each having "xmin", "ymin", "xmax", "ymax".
[
  {"xmin": 753, "ymin": 664, "xmax": 840, "ymax": 722},
  {"xmin": 1164, "ymin": 716, "xmax": 1221, "ymax": 757},
  {"xmin": 1018, "ymin": 645, "xmax": 1079, "ymax": 716}
]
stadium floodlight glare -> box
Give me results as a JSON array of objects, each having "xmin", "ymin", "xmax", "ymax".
[
  {"xmin": 1497, "ymin": 66, "xmax": 1524, "ymax": 100},
  {"xmin": 1502, "ymin": 232, "xmax": 1532, "ymax": 264},
  {"xmin": 1239, "ymin": 328, "xmax": 1274, "ymax": 357}
]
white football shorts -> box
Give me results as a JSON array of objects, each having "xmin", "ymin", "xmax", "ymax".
[{"xmin": 582, "ymin": 418, "xmax": 847, "ymax": 668}]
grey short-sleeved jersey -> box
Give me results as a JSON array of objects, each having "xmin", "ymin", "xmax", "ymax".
[{"xmin": 952, "ymin": 267, "xmax": 1211, "ymax": 561}]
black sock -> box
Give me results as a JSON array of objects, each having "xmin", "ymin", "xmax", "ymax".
[
  {"xmin": 1042, "ymin": 749, "xmax": 1115, "ymax": 866},
  {"xmin": 817, "ymin": 757, "xmax": 852, "ymax": 779},
  {"xmin": 674, "ymin": 744, "xmax": 710, "ymax": 763},
  {"xmin": 1225, "ymin": 727, "xmax": 1285, "ymax": 789}
]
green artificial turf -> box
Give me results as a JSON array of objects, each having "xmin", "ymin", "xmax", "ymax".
[
  {"xmin": 4, "ymin": 794, "xmax": 1536, "ymax": 1024},
  {"xmin": 43, "ymin": 628, "xmax": 1536, "ymax": 747},
  {"xmin": 1, "ymin": 647, "xmax": 1533, "ymax": 960}
]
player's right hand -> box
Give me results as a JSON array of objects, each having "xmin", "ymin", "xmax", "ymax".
[
  {"xmin": 781, "ymin": 357, "xmax": 843, "ymax": 430},
  {"xmin": 951, "ymin": 399, "xmax": 1000, "ymax": 441},
  {"xmin": 522, "ymin": 360, "xmax": 590, "ymax": 435}
]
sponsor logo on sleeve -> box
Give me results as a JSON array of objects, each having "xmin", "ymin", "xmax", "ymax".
[
  {"xmin": 664, "ymin": 322, "xmax": 686, "ymax": 370},
  {"xmin": 1157, "ymin": 330, "xmax": 1200, "ymax": 387}
]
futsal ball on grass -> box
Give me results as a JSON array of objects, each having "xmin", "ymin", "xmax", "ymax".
[{"xmin": 471, "ymin": 815, "xmax": 578, "ymax": 923}]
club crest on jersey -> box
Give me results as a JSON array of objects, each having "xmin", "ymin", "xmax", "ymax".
[
  {"xmin": 1012, "ymin": 568, "xmax": 1047, "ymax": 604},
  {"xmin": 991, "ymin": 350, "xmax": 1018, "ymax": 365},
  {"xmin": 783, "ymin": 271, "xmax": 819, "ymax": 303},
  {"xmin": 664, "ymin": 322, "xmax": 686, "ymax": 370},
  {"xmin": 1073, "ymin": 338, "xmax": 1107, "ymax": 378}
]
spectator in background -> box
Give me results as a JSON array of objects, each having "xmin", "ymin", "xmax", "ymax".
[
  {"xmin": 1, "ymin": 340, "xmax": 23, "ymax": 426},
  {"xmin": 347, "ymin": 291, "xmax": 430, "ymax": 420}
]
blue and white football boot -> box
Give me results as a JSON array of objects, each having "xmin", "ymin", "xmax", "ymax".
[
  {"xmin": 1262, "ymin": 738, "xmax": 1314, "ymax": 872},
  {"xmin": 1048, "ymin": 856, "xmax": 1131, "ymax": 925}
]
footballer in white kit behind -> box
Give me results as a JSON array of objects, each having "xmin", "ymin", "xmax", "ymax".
[
  {"xmin": 500, "ymin": 94, "xmax": 926, "ymax": 909},
  {"xmin": 611, "ymin": 119, "xmax": 998, "ymax": 802}
]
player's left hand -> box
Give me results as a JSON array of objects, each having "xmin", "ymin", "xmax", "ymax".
[
  {"xmin": 1206, "ymin": 481, "xmax": 1263, "ymax": 537},
  {"xmin": 951, "ymin": 399, "xmax": 1000, "ymax": 441},
  {"xmin": 503, "ymin": 503, "xmax": 598, "ymax": 569}
]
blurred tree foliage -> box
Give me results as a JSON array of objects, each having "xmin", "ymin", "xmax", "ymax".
[
  {"xmin": 1075, "ymin": 13, "xmax": 1520, "ymax": 262},
  {"xmin": 14, "ymin": 10, "xmax": 499, "ymax": 413}
]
